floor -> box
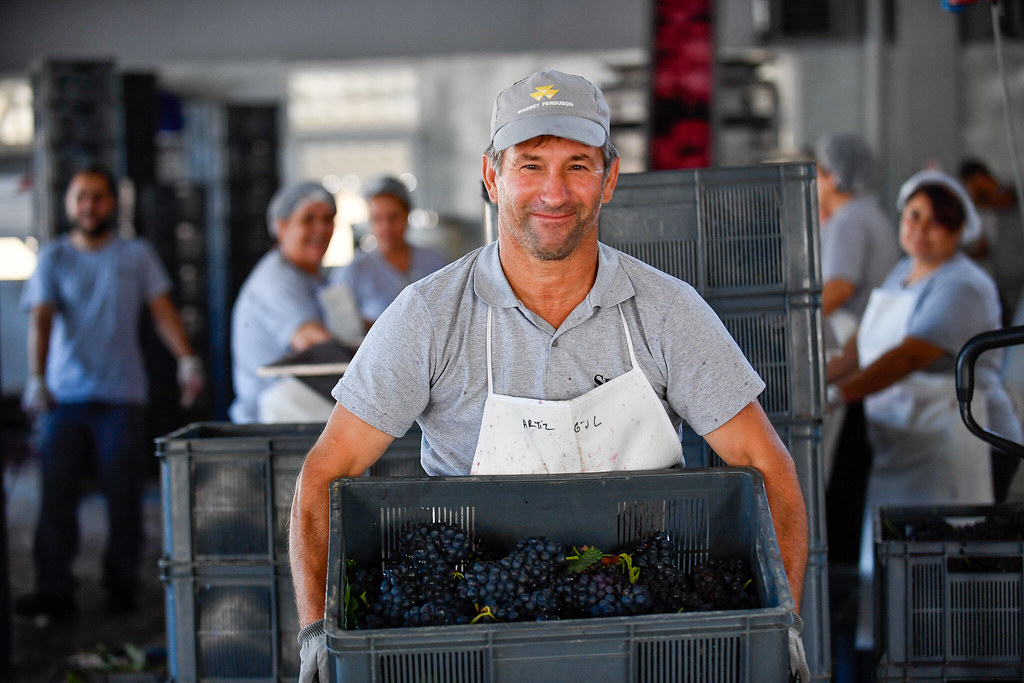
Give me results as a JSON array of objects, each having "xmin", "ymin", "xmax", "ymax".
[{"xmin": 3, "ymin": 455, "xmax": 167, "ymax": 683}]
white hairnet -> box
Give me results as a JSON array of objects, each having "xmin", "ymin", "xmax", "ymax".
[
  {"xmin": 266, "ymin": 182, "xmax": 336, "ymax": 238},
  {"xmin": 897, "ymin": 169, "xmax": 982, "ymax": 245},
  {"xmin": 814, "ymin": 134, "xmax": 876, "ymax": 195},
  {"xmin": 362, "ymin": 175, "xmax": 412, "ymax": 211}
]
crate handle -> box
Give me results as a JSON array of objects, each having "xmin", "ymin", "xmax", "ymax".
[{"xmin": 956, "ymin": 325, "xmax": 1024, "ymax": 459}]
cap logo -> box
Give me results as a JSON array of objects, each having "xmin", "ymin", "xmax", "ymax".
[{"xmin": 530, "ymin": 85, "xmax": 559, "ymax": 101}]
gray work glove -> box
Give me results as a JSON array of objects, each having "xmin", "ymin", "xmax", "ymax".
[
  {"xmin": 788, "ymin": 611, "xmax": 811, "ymax": 683},
  {"xmin": 21, "ymin": 375, "xmax": 53, "ymax": 417},
  {"xmin": 298, "ymin": 618, "xmax": 329, "ymax": 683}
]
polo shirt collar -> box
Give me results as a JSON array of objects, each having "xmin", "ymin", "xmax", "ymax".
[{"xmin": 472, "ymin": 241, "xmax": 636, "ymax": 311}]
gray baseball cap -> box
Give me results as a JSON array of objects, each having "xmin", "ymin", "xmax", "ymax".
[{"xmin": 490, "ymin": 70, "xmax": 610, "ymax": 151}]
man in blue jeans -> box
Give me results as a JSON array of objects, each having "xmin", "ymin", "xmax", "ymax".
[{"xmin": 17, "ymin": 163, "xmax": 205, "ymax": 617}]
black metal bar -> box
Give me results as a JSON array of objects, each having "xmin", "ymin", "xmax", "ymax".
[{"xmin": 956, "ymin": 325, "xmax": 1024, "ymax": 459}]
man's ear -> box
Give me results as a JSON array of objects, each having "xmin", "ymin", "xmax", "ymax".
[
  {"xmin": 601, "ymin": 156, "xmax": 621, "ymax": 205},
  {"xmin": 482, "ymin": 154, "xmax": 500, "ymax": 204}
]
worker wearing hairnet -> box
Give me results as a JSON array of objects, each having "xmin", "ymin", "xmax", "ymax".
[
  {"xmin": 814, "ymin": 134, "xmax": 902, "ymax": 572},
  {"xmin": 328, "ymin": 175, "xmax": 446, "ymax": 329},
  {"xmin": 229, "ymin": 182, "xmax": 337, "ymax": 423},
  {"xmin": 827, "ymin": 169, "xmax": 1022, "ymax": 650},
  {"xmin": 815, "ymin": 134, "xmax": 900, "ymax": 352},
  {"xmin": 291, "ymin": 70, "xmax": 810, "ymax": 683}
]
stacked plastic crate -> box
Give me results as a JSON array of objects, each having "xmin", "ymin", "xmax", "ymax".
[
  {"xmin": 872, "ymin": 504, "xmax": 1024, "ymax": 681},
  {"xmin": 597, "ymin": 162, "xmax": 830, "ymax": 680},
  {"xmin": 31, "ymin": 59, "xmax": 122, "ymax": 241},
  {"xmin": 158, "ymin": 422, "xmax": 426, "ymax": 682}
]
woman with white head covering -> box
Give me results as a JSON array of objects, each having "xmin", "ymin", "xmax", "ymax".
[
  {"xmin": 826, "ymin": 168, "xmax": 1022, "ymax": 649},
  {"xmin": 329, "ymin": 175, "xmax": 447, "ymax": 328},
  {"xmin": 815, "ymin": 134, "xmax": 901, "ymax": 346},
  {"xmin": 229, "ymin": 181, "xmax": 338, "ymax": 423}
]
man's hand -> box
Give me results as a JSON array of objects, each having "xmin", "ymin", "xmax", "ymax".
[
  {"xmin": 21, "ymin": 375, "xmax": 53, "ymax": 417},
  {"xmin": 789, "ymin": 612, "xmax": 811, "ymax": 682},
  {"xmin": 176, "ymin": 355, "xmax": 205, "ymax": 408},
  {"xmin": 298, "ymin": 619, "xmax": 329, "ymax": 682}
]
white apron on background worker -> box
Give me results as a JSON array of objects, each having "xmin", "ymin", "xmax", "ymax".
[
  {"xmin": 854, "ymin": 286, "xmax": 992, "ymax": 649},
  {"xmin": 471, "ymin": 305, "xmax": 683, "ymax": 474}
]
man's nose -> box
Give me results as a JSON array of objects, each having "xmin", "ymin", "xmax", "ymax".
[{"xmin": 538, "ymin": 171, "xmax": 571, "ymax": 205}]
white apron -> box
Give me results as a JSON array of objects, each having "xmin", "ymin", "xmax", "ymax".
[
  {"xmin": 854, "ymin": 286, "xmax": 992, "ymax": 648},
  {"xmin": 471, "ymin": 305, "xmax": 683, "ymax": 475}
]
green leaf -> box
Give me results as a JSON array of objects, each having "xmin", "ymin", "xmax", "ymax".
[
  {"xmin": 123, "ymin": 643, "xmax": 146, "ymax": 671},
  {"xmin": 566, "ymin": 545, "xmax": 603, "ymax": 573}
]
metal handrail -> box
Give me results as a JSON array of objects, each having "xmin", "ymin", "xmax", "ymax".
[{"xmin": 956, "ymin": 325, "xmax": 1024, "ymax": 459}]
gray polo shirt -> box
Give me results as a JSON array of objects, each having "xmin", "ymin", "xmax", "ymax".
[{"xmin": 334, "ymin": 241, "xmax": 764, "ymax": 475}]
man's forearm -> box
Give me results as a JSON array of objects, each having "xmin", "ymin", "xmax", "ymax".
[
  {"xmin": 763, "ymin": 466, "xmax": 808, "ymax": 611},
  {"xmin": 290, "ymin": 471, "xmax": 332, "ymax": 627}
]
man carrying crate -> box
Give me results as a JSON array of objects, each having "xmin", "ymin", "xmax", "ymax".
[{"xmin": 290, "ymin": 70, "xmax": 810, "ymax": 682}]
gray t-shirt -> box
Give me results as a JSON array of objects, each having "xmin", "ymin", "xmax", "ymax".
[
  {"xmin": 334, "ymin": 241, "xmax": 765, "ymax": 475},
  {"xmin": 821, "ymin": 195, "xmax": 900, "ymax": 320},
  {"xmin": 20, "ymin": 234, "xmax": 171, "ymax": 404},
  {"xmin": 229, "ymin": 249, "xmax": 327, "ymax": 423},
  {"xmin": 883, "ymin": 252, "xmax": 1021, "ymax": 442}
]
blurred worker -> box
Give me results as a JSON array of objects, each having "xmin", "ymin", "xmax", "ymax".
[
  {"xmin": 826, "ymin": 169, "xmax": 1022, "ymax": 648},
  {"xmin": 291, "ymin": 70, "xmax": 810, "ymax": 683},
  {"xmin": 328, "ymin": 175, "xmax": 446, "ymax": 328},
  {"xmin": 959, "ymin": 157, "xmax": 1022, "ymax": 321},
  {"xmin": 815, "ymin": 134, "xmax": 900, "ymax": 351},
  {"xmin": 17, "ymin": 163, "xmax": 204, "ymax": 617},
  {"xmin": 229, "ymin": 182, "xmax": 338, "ymax": 424},
  {"xmin": 814, "ymin": 134, "xmax": 901, "ymax": 568},
  {"xmin": 960, "ymin": 158, "xmax": 1024, "ymax": 500}
]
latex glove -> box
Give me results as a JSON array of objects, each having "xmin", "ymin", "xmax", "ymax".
[
  {"xmin": 825, "ymin": 383, "xmax": 844, "ymax": 414},
  {"xmin": 176, "ymin": 355, "xmax": 205, "ymax": 408},
  {"xmin": 21, "ymin": 375, "xmax": 53, "ymax": 417},
  {"xmin": 298, "ymin": 618, "xmax": 329, "ymax": 683},
  {"xmin": 789, "ymin": 612, "xmax": 811, "ymax": 683}
]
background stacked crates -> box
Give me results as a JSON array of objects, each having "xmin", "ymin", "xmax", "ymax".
[
  {"xmin": 597, "ymin": 162, "xmax": 829, "ymax": 680},
  {"xmin": 326, "ymin": 469, "xmax": 795, "ymax": 682},
  {"xmin": 873, "ymin": 504, "xmax": 1024, "ymax": 681},
  {"xmin": 30, "ymin": 59, "xmax": 123, "ymax": 242},
  {"xmin": 157, "ymin": 422, "xmax": 426, "ymax": 682},
  {"xmin": 182, "ymin": 102, "xmax": 280, "ymax": 420}
]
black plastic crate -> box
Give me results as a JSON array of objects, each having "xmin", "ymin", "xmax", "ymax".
[
  {"xmin": 161, "ymin": 562, "xmax": 297, "ymax": 683},
  {"xmin": 598, "ymin": 162, "xmax": 820, "ymax": 299},
  {"xmin": 326, "ymin": 468, "xmax": 793, "ymax": 682},
  {"xmin": 157, "ymin": 422, "xmax": 426, "ymax": 564},
  {"xmin": 874, "ymin": 504, "xmax": 1024, "ymax": 680}
]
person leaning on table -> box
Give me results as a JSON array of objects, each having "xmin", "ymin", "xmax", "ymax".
[
  {"xmin": 228, "ymin": 182, "xmax": 338, "ymax": 423},
  {"xmin": 289, "ymin": 70, "xmax": 811, "ymax": 682}
]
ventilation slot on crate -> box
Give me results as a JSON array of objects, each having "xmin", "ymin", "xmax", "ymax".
[
  {"xmin": 701, "ymin": 185, "xmax": 784, "ymax": 293},
  {"xmin": 637, "ymin": 635, "xmax": 742, "ymax": 682},
  {"xmin": 192, "ymin": 459, "xmax": 268, "ymax": 557},
  {"xmin": 197, "ymin": 583, "xmax": 275, "ymax": 678}
]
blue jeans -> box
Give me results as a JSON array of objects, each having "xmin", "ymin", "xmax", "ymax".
[{"xmin": 33, "ymin": 402, "xmax": 146, "ymax": 598}]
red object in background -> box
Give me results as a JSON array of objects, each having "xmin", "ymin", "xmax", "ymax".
[{"xmin": 648, "ymin": 0, "xmax": 713, "ymax": 170}]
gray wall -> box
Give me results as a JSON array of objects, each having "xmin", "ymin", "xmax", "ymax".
[{"xmin": 0, "ymin": 0, "xmax": 652, "ymax": 73}]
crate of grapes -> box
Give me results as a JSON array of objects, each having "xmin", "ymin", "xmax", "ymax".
[
  {"xmin": 874, "ymin": 504, "xmax": 1024, "ymax": 680},
  {"xmin": 325, "ymin": 468, "xmax": 794, "ymax": 682}
]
